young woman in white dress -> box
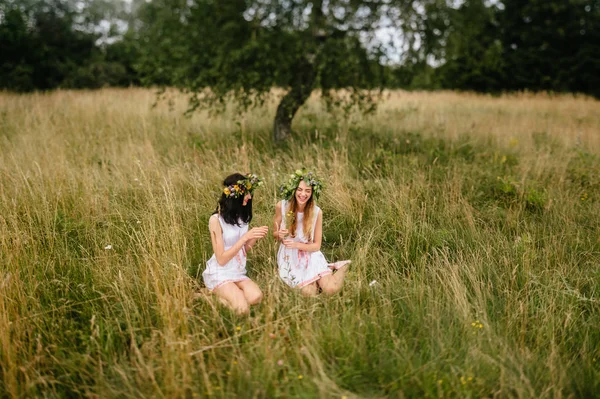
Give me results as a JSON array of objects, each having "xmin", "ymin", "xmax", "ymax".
[
  {"xmin": 202, "ymin": 173, "xmax": 269, "ymax": 314},
  {"xmin": 273, "ymin": 169, "xmax": 351, "ymax": 297}
]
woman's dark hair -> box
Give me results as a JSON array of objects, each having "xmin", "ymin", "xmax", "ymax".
[{"xmin": 214, "ymin": 173, "xmax": 252, "ymax": 226}]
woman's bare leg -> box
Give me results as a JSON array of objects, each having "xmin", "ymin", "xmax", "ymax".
[
  {"xmin": 317, "ymin": 264, "xmax": 350, "ymax": 295},
  {"xmin": 300, "ymin": 282, "xmax": 319, "ymax": 297},
  {"xmin": 213, "ymin": 282, "xmax": 251, "ymax": 315},
  {"xmin": 236, "ymin": 279, "xmax": 263, "ymax": 305}
]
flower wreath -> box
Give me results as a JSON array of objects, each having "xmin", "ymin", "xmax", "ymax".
[
  {"xmin": 279, "ymin": 168, "xmax": 323, "ymax": 201},
  {"xmin": 223, "ymin": 173, "xmax": 264, "ymax": 198}
]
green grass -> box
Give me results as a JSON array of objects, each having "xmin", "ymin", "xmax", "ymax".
[{"xmin": 0, "ymin": 89, "xmax": 599, "ymax": 398}]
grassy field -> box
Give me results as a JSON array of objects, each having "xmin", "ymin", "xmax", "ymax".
[{"xmin": 1, "ymin": 88, "xmax": 599, "ymax": 398}]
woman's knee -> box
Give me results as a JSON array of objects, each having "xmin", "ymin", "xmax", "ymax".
[
  {"xmin": 237, "ymin": 281, "xmax": 263, "ymax": 305},
  {"xmin": 301, "ymin": 283, "xmax": 318, "ymax": 297},
  {"xmin": 214, "ymin": 284, "xmax": 251, "ymax": 314},
  {"xmin": 318, "ymin": 279, "xmax": 340, "ymax": 296},
  {"xmin": 246, "ymin": 290, "xmax": 263, "ymax": 305}
]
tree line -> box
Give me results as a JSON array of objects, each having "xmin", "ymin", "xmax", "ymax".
[
  {"xmin": 2, "ymin": 0, "xmax": 597, "ymax": 95},
  {"xmin": 1, "ymin": 0, "xmax": 598, "ymax": 139}
]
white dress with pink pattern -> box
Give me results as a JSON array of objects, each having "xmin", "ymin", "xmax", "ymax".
[
  {"xmin": 202, "ymin": 214, "xmax": 250, "ymax": 291},
  {"xmin": 277, "ymin": 200, "xmax": 340, "ymax": 288}
]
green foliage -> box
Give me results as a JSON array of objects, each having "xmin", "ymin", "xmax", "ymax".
[
  {"xmin": 500, "ymin": 0, "xmax": 600, "ymax": 97},
  {"xmin": 128, "ymin": 0, "xmax": 410, "ymax": 134},
  {"xmin": 425, "ymin": 0, "xmax": 600, "ymax": 97},
  {"xmin": 2, "ymin": 0, "xmax": 600, "ymax": 102},
  {"xmin": 0, "ymin": 0, "xmax": 136, "ymax": 91},
  {"xmin": 0, "ymin": 2, "xmax": 98, "ymax": 91},
  {"xmin": 566, "ymin": 149, "xmax": 600, "ymax": 204},
  {"xmin": 524, "ymin": 187, "xmax": 547, "ymax": 212},
  {"xmin": 433, "ymin": 0, "xmax": 507, "ymax": 92}
]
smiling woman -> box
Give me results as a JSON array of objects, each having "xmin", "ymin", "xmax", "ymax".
[
  {"xmin": 273, "ymin": 169, "xmax": 351, "ymax": 297},
  {"xmin": 201, "ymin": 173, "xmax": 269, "ymax": 314}
]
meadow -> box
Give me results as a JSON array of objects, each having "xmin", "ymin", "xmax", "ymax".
[{"xmin": 1, "ymin": 88, "xmax": 599, "ymax": 398}]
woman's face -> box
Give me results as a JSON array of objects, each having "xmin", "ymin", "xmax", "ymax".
[
  {"xmin": 242, "ymin": 192, "xmax": 252, "ymax": 206},
  {"xmin": 295, "ymin": 180, "xmax": 312, "ymax": 206}
]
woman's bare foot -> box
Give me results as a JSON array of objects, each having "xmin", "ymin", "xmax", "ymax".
[{"xmin": 329, "ymin": 260, "xmax": 351, "ymax": 271}]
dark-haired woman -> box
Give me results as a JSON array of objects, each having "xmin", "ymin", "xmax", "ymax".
[
  {"xmin": 273, "ymin": 169, "xmax": 351, "ymax": 297},
  {"xmin": 202, "ymin": 173, "xmax": 269, "ymax": 314}
]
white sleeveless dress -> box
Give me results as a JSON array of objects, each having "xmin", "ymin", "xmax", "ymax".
[
  {"xmin": 277, "ymin": 200, "xmax": 344, "ymax": 288},
  {"xmin": 202, "ymin": 214, "xmax": 250, "ymax": 291}
]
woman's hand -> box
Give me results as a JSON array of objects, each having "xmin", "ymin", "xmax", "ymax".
[
  {"xmin": 275, "ymin": 228, "xmax": 289, "ymax": 241},
  {"xmin": 282, "ymin": 239, "xmax": 300, "ymax": 249},
  {"xmin": 243, "ymin": 226, "xmax": 269, "ymax": 242}
]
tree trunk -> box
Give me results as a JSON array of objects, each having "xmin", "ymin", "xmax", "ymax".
[
  {"xmin": 272, "ymin": 0, "xmax": 325, "ymax": 142},
  {"xmin": 273, "ymin": 60, "xmax": 316, "ymax": 142}
]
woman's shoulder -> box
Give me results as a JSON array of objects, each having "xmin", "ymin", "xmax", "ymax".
[
  {"xmin": 208, "ymin": 214, "xmax": 222, "ymax": 231},
  {"xmin": 210, "ymin": 214, "xmax": 246, "ymax": 230},
  {"xmin": 210, "ymin": 213, "xmax": 227, "ymax": 226}
]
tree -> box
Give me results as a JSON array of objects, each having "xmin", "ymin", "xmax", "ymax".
[
  {"xmin": 430, "ymin": 0, "xmax": 506, "ymax": 92},
  {"xmin": 499, "ymin": 0, "xmax": 600, "ymax": 97},
  {"xmin": 0, "ymin": 6, "xmax": 35, "ymax": 90},
  {"xmin": 131, "ymin": 0, "xmax": 424, "ymax": 141},
  {"xmin": 0, "ymin": 0, "xmax": 134, "ymax": 91},
  {"xmin": 0, "ymin": 0, "xmax": 96, "ymax": 91}
]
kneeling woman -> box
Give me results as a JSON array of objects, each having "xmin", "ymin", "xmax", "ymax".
[
  {"xmin": 273, "ymin": 169, "xmax": 351, "ymax": 296},
  {"xmin": 203, "ymin": 173, "xmax": 269, "ymax": 314}
]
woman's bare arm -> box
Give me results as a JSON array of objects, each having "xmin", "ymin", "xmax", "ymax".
[{"xmin": 282, "ymin": 210, "xmax": 322, "ymax": 252}]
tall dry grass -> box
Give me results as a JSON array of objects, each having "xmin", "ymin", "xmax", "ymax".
[{"xmin": 0, "ymin": 88, "xmax": 599, "ymax": 398}]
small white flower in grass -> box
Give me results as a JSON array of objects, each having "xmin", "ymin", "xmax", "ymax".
[
  {"xmin": 104, "ymin": 244, "xmax": 112, "ymax": 250},
  {"xmin": 369, "ymin": 280, "xmax": 377, "ymax": 287}
]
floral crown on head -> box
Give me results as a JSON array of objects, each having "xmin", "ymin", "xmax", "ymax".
[
  {"xmin": 223, "ymin": 173, "xmax": 263, "ymax": 199},
  {"xmin": 279, "ymin": 168, "xmax": 323, "ymax": 201}
]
